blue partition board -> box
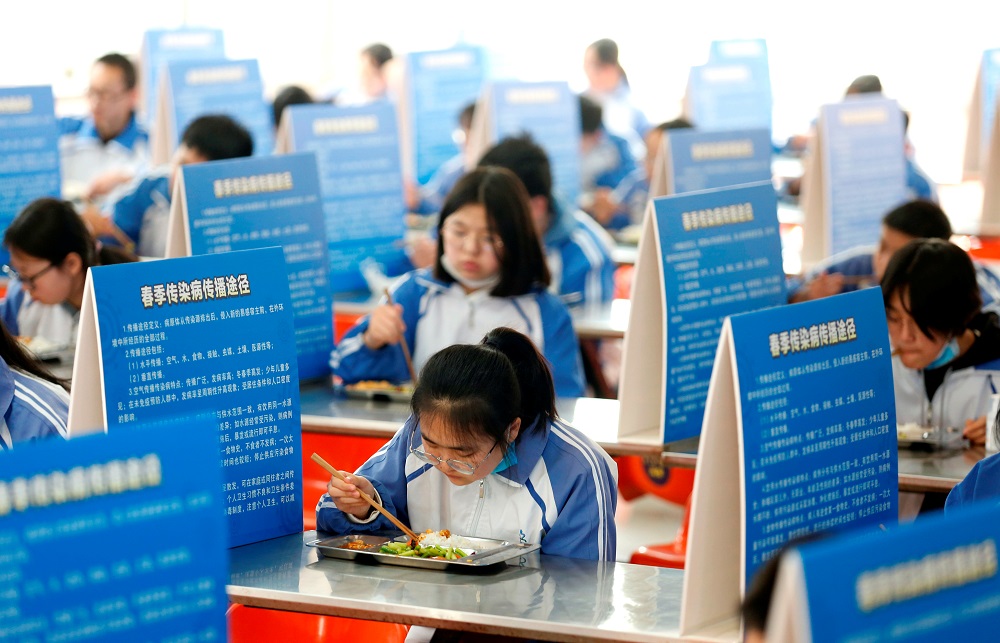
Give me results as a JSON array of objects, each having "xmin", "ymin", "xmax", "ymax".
[
  {"xmin": 657, "ymin": 181, "xmax": 786, "ymax": 442},
  {"xmin": 687, "ymin": 61, "xmax": 772, "ymax": 132},
  {"xmin": 141, "ymin": 28, "xmax": 225, "ymax": 122},
  {"xmin": 979, "ymin": 48, "xmax": 1000, "ymax": 160},
  {"xmin": 667, "ymin": 128, "xmax": 772, "ymax": 194},
  {"xmin": 731, "ymin": 287, "xmax": 897, "ymax": 584},
  {"xmin": 91, "ymin": 247, "xmax": 302, "ymax": 547},
  {"xmin": 487, "ymin": 80, "xmax": 582, "ymax": 207},
  {"xmin": 709, "ymin": 38, "xmax": 769, "ymax": 64},
  {"xmin": 0, "ymin": 86, "xmax": 61, "ymax": 267},
  {"xmin": 0, "ymin": 417, "xmax": 228, "ymax": 640},
  {"xmin": 287, "ymin": 102, "xmax": 409, "ymax": 293},
  {"xmin": 180, "ymin": 153, "xmax": 332, "ymax": 380},
  {"xmin": 406, "ymin": 46, "xmax": 486, "ymax": 185},
  {"xmin": 166, "ymin": 58, "xmax": 273, "ymax": 158},
  {"xmin": 797, "ymin": 500, "xmax": 1000, "ymax": 641},
  {"xmin": 820, "ymin": 97, "xmax": 906, "ymax": 255}
]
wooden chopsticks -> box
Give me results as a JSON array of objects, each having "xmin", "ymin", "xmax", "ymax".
[
  {"xmin": 310, "ymin": 453, "xmax": 420, "ymax": 543},
  {"xmin": 383, "ymin": 288, "xmax": 418, "ymax": 385}
]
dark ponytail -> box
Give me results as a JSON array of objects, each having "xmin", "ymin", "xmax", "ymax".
[{"xmin": 480, "ymin": 327, "xmax": 555, "ymax": 428}]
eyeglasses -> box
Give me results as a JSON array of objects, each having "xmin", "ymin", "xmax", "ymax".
[
  {"xmin": 441, "ymin": 224, "xmax": 503, "ymax": 254},
  {"xmin": 2, "ymin": 263, "xmax": 55, "ymax": 290},
  {"xmin": 409, "ymin": 427, "xmax": 500, "ymax": 476},
  {"xmin": 86, "ymin": 88, "xmax": 129, "ymax": 104}
]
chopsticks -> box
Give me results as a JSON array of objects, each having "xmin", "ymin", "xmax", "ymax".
[
  {"xmin": 383, "ymin": 288, "xmax": 418, "ymax": 385},
  {"xmin": 310, "ymin": 453, "xmax": 420, "ymax": 543}
]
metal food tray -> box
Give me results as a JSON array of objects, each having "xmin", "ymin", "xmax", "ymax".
[
  {"xmin": 310, "ymin": 534, "xmax": 540, "ymax": 572},
  {"xmin": 341, "ymin": 384, "xmax": 413, "ymax": 403},
  {"xmin": 896, "ymin": 424, "xmax": 967, "ymax": 450}
]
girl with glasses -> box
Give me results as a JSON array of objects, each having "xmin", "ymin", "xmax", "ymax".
[
  {"xmin": 0, "ymin": 198, "xmax": 136, "ymax": 350},
  {"xmin": 319, "ymin": 327, "xmax": 617, "ymax": 560},
  {"xmin": 332, "ymin": 166, "xmax": 585, "ymax": 397}
]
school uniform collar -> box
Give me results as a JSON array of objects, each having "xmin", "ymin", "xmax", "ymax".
[
  {"xmin": 0, "ymin": 355, "xmax": 15, "ymax": 417},
  {"xmin": 79, "ymin": 113, "xmax": 147, "ymax": 150}
]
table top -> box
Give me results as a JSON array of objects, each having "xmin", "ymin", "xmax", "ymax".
[
  {"xmin": 301, "ymin": 385, "xmax": 980, "ymax": 494},
  {"xmin": 227, "ymin": 532, "xmax": 689, "ymax": 643},
  {"xmin": 300, "ymin": 385, "xmax": 665, "ymax": 458}
]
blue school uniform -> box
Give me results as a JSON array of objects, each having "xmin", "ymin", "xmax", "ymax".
[
  {"xmin": 331, "ymin": 268, "xmax": 585, "ymax": 397},
  {"xmin": 101, "ymin": 168, "xmax": 172, "ymax": 257},
  {"xmin": 946, "ymin": 452, "xmax": 1000, "ymax": 511},
  {"xmin": 412, "ymin": 153, "xmax": 465, "ymax": 216},
  {"xmin": 0, "ymin": 356, "xmax": 70, "ymax": 450},
  {"xmin": 316, "ymin": 414, "xmax": 618, "ymax": 561},
  {"xmin": 59, "ymin": 114, "xmax": 149, "ymax": 195},
  {"xmin": 544, "ymin": 202, "xmax": 616, "ymax": 307},
  {"xmin": 0, "ymin": 280, "xmax": 79, "ymax": 348}
]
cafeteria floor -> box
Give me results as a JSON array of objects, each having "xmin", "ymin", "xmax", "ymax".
[{"xmin": 614, "ymin": 492, "xmax": 685, "ymax": 561}]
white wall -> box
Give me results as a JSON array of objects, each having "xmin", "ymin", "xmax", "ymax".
[{"xmin": 1, "ymin": 0, "xmax": 996, "ymax": 182}]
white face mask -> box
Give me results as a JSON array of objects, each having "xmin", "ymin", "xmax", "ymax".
[{"xmin": 440, "ymin": 254, "xmax": 500, "ymax": 292}]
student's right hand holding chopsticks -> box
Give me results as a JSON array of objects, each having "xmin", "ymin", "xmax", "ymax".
[
  {"xmin": 327, "ymin": 471, "xmax": 379, "ymax": 519},
  {"xmin": 362, "ymin": 303, "xmax": 406, "ymax": 350}
]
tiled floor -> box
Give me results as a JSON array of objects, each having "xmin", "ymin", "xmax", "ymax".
[{"xmin": 614, "ymin": 493, "xmax": 685, "ymax": 562}]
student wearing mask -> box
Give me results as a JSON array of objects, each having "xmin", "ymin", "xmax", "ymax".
[{"xmin": 332, "ymin": 167, "xmax": 585, "ymax": 397}]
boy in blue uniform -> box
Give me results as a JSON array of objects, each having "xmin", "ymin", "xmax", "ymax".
[
  {"xmin": 578, "ymin": 94, "xmax": 637, "ymax": 228},
  {"xmin": 84, "ymin": 115, "xmax": 253, "ymax": 257},
  {"xmin": 478, "ymin": 134, "xmax": 616, "ymax": 307}
]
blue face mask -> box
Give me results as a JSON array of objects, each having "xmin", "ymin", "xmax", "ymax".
[
  {"xmin": 493, "ymin": 443, "xmax": 517, "ymax": 474},
  {"xmin": 926, "ymin": 337, "xmax": 960, "ymax": 370}
]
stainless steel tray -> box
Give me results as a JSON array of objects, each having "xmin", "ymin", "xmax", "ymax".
[
  {"xmin": 310, "ymin": 534, "xmax": 540, "ymax": 572},
  {"xmin": 341, "ymin": 383, "xmax": 413, "ymax": 403}
]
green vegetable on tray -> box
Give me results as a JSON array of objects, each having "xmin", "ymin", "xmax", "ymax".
[{"xmin": 379, "ymin": 541, "xmax": 468, "ymax": 559}]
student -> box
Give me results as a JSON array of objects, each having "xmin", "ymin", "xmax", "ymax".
[
  {"xmin": 594, "ymin": 117, "xmax": 693, "ymax": 230},
  {"xmin": 0, "ymin": 320, "xmax": 70, "ymax": 450},
  {"xmin": 0, "ymin": 198, "xmax": 136, "ymax": 348},
  {"xmin": 319, "ymin": 326, "xmax": 617, "ymax": 561},
  {"xmin": 790, "ymin": 200, "xmax": 1000, "ymax": 310},
  {"xmin": 578, "ymin": 94, "xmax": 637, "ymax": 223},
  {"xmin": 337, "ymin": 43, "xmax": 395, "ymax": 106},
  {"xmin": 945, "ymin": 417, "xmax": 1000, "ymax": 510},
  {"xmin": 478, "ymin": 134, "xmax": 616, "ymax": 307},
  {"xmin": 331, "ymin": 167, "xmax": 586, "ymax": 397},
  {"xmin": 84, "ymin": 114, "xmax": 254, "ymax": 258},
  {"xmin": 59, "ymin": 53, "xmax": 150, "ymax": 202},
  {"xmin": 405, "ymin": 101, "xmax": 476, "ymax": 216},
  {"xmin": 883, "ymin": 239, "xmax": 1000, "ymax": 445},
  {"xmin": 582, "ymin": 38, "xmax": 650, "ymax": 160},
  {"xmin": 271, "ymin": 84, "xmax": 315, "ymax": 131}
]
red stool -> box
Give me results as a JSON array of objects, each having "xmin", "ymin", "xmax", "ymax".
[
  {"xmin": 614, "ymin": 456, "xmax": 694, "ymax": 505},
  {"xmin": 333, "ymin": 312, "xmax": 364, "ymax": 344},
  {"xmin": 227, "ymin": 604, "xmax": 409, "ymax": 642},
  {"xmin": 301, "ymin": 432, "xmax": 391, "ymax": 531},
  {"xmin": 629, "ymin": 495, "xmax": 692, "ymax": 569}
]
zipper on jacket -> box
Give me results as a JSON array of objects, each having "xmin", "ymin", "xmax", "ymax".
[{"xmin": 469, "ymin": 479, "xmax": 486, "ymax": 534}]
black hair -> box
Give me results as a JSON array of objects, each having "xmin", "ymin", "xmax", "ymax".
[
  {"xmin": 881, "ymin": 199, "xmax": 952, "ymax": 240},
  {"xmin": 95, "ymin": 53, "xmax": 137, "ymax": 91},
  {"xmin": 4, "ymin": 198, "xmax": 138, "ymax": 269},
  {"xmin": 477, "ymin": 134, "xmax": 552, "ymax": 202},
  {"xmin": 588, "ymin": 38, "xmax": 628, "ymax": 85},
  {"xmin": 272, "ymin": 85, "xmax": 314, "ymax": 126},
  {"xmin": 0, "ymin": 320, "xmax": 68, "ymax": 390},
  {"xmin": 410, "ymin": 327, "xmax": 556, "ymax": 455},
  {"xmin": 741, "ymin": 532, "xmax": 829, "ymax": 634},
  {"xmin": 655, "ymin": 117, "xmax": 694, "ymax": 133},
  {"xmin": 846, "ymin": 74, "xmax": 882, "ymax": 95},
  {"xmin": 435, "ymin": 166, "xmax": 550, "ymax": 296},
  {"xmin": 458, "ymin": 101, "xmax": 476, "ymax": 131},
  {"xmin": 180, "ymin": 114, "xmax": 254, "ymax": 161},
  {"xmin": 362, "ymin": 43, "xmax": 393, "ymax": 69},
  {"xmin": 579, "ymin": 94, "xmax": 603, "ymax": 135},
  {"xmin": 881, "ymin": 239, "xmax": 980, "ymax": 339}
]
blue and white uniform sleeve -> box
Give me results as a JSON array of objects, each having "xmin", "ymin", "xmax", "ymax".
[
  {"xmin": 538, "ymin": 293, "xmax": 585, "ymax": 397},
  {"xmin": 945, "ymin": 453, "xmax": 1000, "ymax": 512},
  {"xmin": 1, "ymin": 366, "xmax": 69, "ymax": 450},
  {"xmin": 330, "ymin": 272, "xmax": 423, "ymax": 384},
  {"xmin": 0, "ymin": 280, "xmax": 27, "ymax": 336},
  {"xmin": 539, "ymin": 422, "xmax": 618, "ymax": 561},
  {"xmin": 315, "ymin": 421, "xmax": 415, "ymax": 533},
  {"xmin": 104, "ymin": 174, "xmax": 163, "ymax": 246}
]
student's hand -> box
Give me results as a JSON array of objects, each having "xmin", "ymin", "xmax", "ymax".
[
  {"xmin": 964, "ymin": 416, "xmax": 988, "ymax": 446},
  {"xmin": 327, "ymin": 472, "xmax": 377, "ymax": 519},
  {"xmin": 790, "ymin": 272, "xmax": 844, "ymax": 303},
  {"xmin": 362, "ymin": 303, "xmax": 405, "ymax": 350},
  {"xmin": 590, "ymin": 188, "xmax": 619, "ymax": 225},
  {"xmin": 403, "ymin": 180, "xmax": 421, "ymax": 212},
  {"xmin": 407, "ymin": 235, "xmax": 437, "ymax": 269},
  {"xmin": 86, "ymin": 170, "xmax": 134, "ymax": 200},
  {"xmin": 79, "ymin": 205, "xmax": 116, "ymax": 238}
]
